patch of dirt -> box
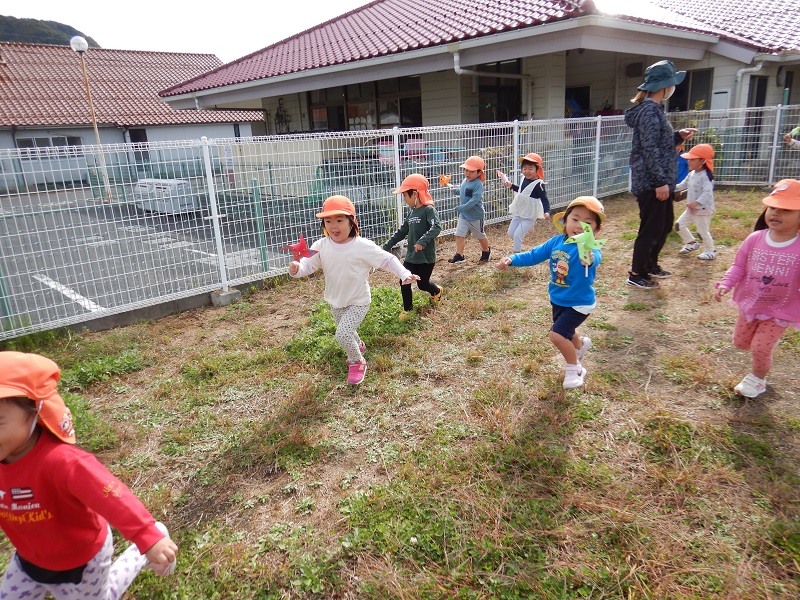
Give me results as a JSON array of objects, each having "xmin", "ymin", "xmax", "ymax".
[{"xmin": 91, "ymin": 189, "xmax": 799, "ymax": 545}]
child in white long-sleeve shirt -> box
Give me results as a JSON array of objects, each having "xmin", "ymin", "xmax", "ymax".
[
  {"xmin": 289, "ymin": 195, "xmax": 419, "ymax": 385},
  {"xmin": 674, "ymin": 143, "xmax": 716, "ymax": 260}
]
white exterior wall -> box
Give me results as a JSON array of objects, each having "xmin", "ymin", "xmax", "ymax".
[
  {"xmin": 140, "ymin": 123, "xmax": 256, "ymax": 143},
  {"xmin": 421, "ymin": 70, "xmax": 462, "ymax": 125},
  {"xmin": 525, "ymin": 52, "xmax": 568, "ymax": 119}
]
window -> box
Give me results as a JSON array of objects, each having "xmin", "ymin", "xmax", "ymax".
[
  {"xmin": 477, "ymin": 60, "xmax": 521, "ymax": 123},
  {"xmin": 669, "ymin": 69, "xmax": 713, "ymax": 111},
  {"xmin": 308, "ymin": 77, "xmax": 421, "ymax": 131},
  {"xmin": 15, "ymin": 135, "xmax": 84, "ymax": 158}
]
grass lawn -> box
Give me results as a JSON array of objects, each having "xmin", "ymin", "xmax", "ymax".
[{"xmin": 2, "ymin": 188, "xmax": 799, "ymax": 599}]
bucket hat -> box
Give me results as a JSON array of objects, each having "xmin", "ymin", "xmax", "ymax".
[
  {"xmin": 460, "ymin": 156, "xmax": 486, "ymax": 181},
  {"xmin": 518, "ymin": 152, "xmax": 544, "ymax": 179},
  {"xmin": 762, "ymin": 179, "xmax": 800, "ymax": 211},
  {"xmin": 638, "ymin": 60, "xmax": 686, "ymax": 92},
  {"xmin": 680, "ymin": 143, "xmax": 715, "ymax": 173},
  {"xmin": 553, "ymin": 196, "xmax": 606, "ymax": 234},
  {"xmin": 392, "ymin": 174, "xmax": 433, "ymax": 205},
  {"xmin": 0, "ymin": 352, "xmax": 76, "ymax": 444}
]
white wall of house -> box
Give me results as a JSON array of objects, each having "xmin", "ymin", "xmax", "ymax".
[
  {"xmin": 525, "ymin": 52, "xmax": 568, "ymax": 119},
  {"xmin": 421, "ymin": 70, "xmax": 461, "ymax": 126},
  {"xmin": 140, "ymin": 123, "xmax": 259, "ymax": 143}
]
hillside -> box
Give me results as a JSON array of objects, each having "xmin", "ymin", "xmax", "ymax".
[{"xmin": 0, "ymin": 14, "xmax": 98, "ymax": 47}]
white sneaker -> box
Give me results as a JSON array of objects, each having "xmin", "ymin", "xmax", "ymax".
[
  {"xmin": 697, "ymin": 250, "xmax": 717, "ymax": 260},
  {"xmin": 734, "ymin": 374, "xmax": 767, "ymax": 398},
  {"xmin": 563, "ymin": 364, "xmax": 587, "ymax": 389},
  {"xmin": 679, "ymin": 241, "xmax": 699, "ymax": 254},
  {"xmin": 575, "ymin": 336, "xmax": 592, "ymax": 363},
  {"xmin": 146, "ymin": 522, "xmax": 177, "ymax": 576}
]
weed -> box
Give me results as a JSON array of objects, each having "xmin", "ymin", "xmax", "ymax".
[{"xmin": 623, "ymin": 302, "xmax": 649, "ymax": 311}]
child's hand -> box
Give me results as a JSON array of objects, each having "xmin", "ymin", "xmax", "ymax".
[
  {"xmin": 145, "ymin": 537, "xmax": 178, "ymax": 576},
  {"xmin": 289, "ymin": 261, "xmax": 300, "ymax": 276},
  {"xmin": 687, "ymin": 201, "xmax": 700, "ymax": 208},
  {"xmin": 496, "ymin": 257, "xmax": 512, "ymax": 270},
  {"xmin": 679, "ymin": 128, "xmax": 698, "ymax": 141},
  {"xmin": 714, "ymin": 286, "xmax": 729, "ymax": 302},
  {"xmin": 543, "ymin": 212, "xmax": 550, "ymax": 220},
  {"xmin": 496, "ymin": 170, "xmax": 511, "ymax": 187},
  {"xmin": 579, "ymin": 254, "xmax": 594, "ymax": 267},
  {"xmin": 413, "ymin": 243, "xmax": 423, "ymax": 251},
  {"xmin": 785, "ymin": 134, "xmax": 793, "ymax": 144},
  {"xmin": 401, "ymin": 274, "xmax": 420, "ymax": 285}
]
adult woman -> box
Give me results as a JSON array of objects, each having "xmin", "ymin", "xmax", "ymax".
[{"xmin": 625, "ymin": 60, "xmax": 695, "ymax": 289}]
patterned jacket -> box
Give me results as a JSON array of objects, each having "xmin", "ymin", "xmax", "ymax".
[{"xmin": 624, "ymin": 98, "xmax": 681, "ymax": 196}]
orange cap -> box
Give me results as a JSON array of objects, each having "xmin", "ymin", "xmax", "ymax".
[
  {"xmin": 762, "ymin": 179, "xmax": 800, "ymax": 211},
  {"xmin": 316, "ymin": 195, "xmax": 358, "ymax": 223},
  {"xmin": 680, "ymin": 143, "xmax": 715, "ymax": 173},
  {"xmin": 518, "ymin": 152, "xmax": 544, "ymax": 179},
  {"xmin": 460, "ymin": 156, "xmax": 486, "ymax": 181},
  {"xmin": 392, "ymin": 173, "xmax": 433, "ymax": 205},
  {"xmin": 552, "ymin": 196, "xmax": 606, "ymax": 234},
  {"xmin": 0, "ymin": 352, "xmax": 76, "ymax": 444}
]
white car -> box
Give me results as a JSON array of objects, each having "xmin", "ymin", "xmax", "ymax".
[{"xmin": 132, "ymin": 178, "xmax": 204, "ymax": 214}]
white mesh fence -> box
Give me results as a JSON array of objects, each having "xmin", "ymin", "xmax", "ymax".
[{"xmin": 1, "ymin": 105, "xmax": 798, "ymax": 339}]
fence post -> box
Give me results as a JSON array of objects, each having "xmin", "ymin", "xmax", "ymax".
[
  {"xmin": 512, "ymin": 120, "xmax": 520, "ymax": 181},
  {"xmin": 201, "ymin": 136, "xmax": 231, "ymax": 292},
  {"xmin": 767, "ymin": 105, "xmax": 784, "ymax": 185},
  {"xmin": 592, "ymin": 116, "xmax": 602, "ymax": 197},
  {"xmin": 252, "ymin": 178, "xmax": 270, "ymax": 273},
  {"xmin": 392, "ymin": 126, "xmax": 403, "ymax": 230}
]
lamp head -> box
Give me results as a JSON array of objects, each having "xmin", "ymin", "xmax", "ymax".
[{"xmin": 70, "ymin": 36, "xmax": 89, "ymax": 53}]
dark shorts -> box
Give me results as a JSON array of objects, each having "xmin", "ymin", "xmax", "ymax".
[{"xmin": 551, "ymin": 302, "xmax": 589, "ymax": 340}]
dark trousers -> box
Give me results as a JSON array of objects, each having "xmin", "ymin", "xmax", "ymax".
[
  {"xmin": 401, "ymin": 261, "xmax": 439, "ymax": 310},
  {"xmin": 631, "ymin": 189, "xmax": 674, "ymax": 276}
]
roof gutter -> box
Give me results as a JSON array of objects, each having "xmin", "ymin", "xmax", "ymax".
[{"xmin": 734, "ymin": 61, "xmax": 765, "ymax": 108}]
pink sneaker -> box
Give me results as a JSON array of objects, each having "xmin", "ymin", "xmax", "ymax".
[{"xmin": 347, "ymin": 360, "xmax": 367, "ymax": 385}]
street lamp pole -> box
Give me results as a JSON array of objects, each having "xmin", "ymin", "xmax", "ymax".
[{"xmin": 70, "ymin": 36, "xmax": 113, "ymax": 203}]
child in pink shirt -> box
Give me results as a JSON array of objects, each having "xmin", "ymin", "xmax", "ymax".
[{"xmin": 715, "ymin": 179, "xmax": 800, "ymax": 397}]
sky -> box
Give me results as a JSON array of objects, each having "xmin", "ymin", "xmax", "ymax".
[{"xmin": 5, "ymin": 0, "xmax": 373, "ymax": 63}]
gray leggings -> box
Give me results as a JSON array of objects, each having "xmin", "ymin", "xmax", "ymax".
[
  {"xmin": 331, "ymin": 304, "xmax": 369, "ymax": 363},
  {"xmin": 0, "ymin": 527, "xmax": 147, "ymax": 600}
]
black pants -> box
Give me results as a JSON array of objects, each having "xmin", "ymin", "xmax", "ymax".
[
  {"xmin": 401, "ymin": 261, "xmax": 439, "ymax": 310},
  {"xmin": 631, "ymin": 189, "xmax": 674, "ymax": 276}
]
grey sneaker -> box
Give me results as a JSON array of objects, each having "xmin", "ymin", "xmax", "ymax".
[
  {"xmin": 627, "ymin": 273, "xmax": 660, "ymax": 289},
  {"xmin": 697, "ymin": 250, "xmax": 717, "ymax": 260},
  {"xmin": 563, "ymin": 364, "xmax": 587, "ymax": 389},
  {"xmin": 448, "ymin": 253, "xmax": 466, "ymax": 264},
  {"xmin": 679, "ymin": 241, "xmax": 699, "ymax": 254},
  {"xmin": 576, "ymin": 336, "xmax": 592, "ymax": 363}
]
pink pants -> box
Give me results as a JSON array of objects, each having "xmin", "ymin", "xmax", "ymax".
[{"xmin": 732, "ymin": 315, "xmax": 786, "ymax": 377}]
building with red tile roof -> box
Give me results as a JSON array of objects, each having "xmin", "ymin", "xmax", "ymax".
[
  {"xmin": 0, "ymin": 42, "xmax": 266, "ymax": 150},
  {"xmin": 160, "ymin": 0, "xmax": 800, "ymax": 133}
]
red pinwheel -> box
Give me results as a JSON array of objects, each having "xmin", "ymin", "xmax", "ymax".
[{"xmin": 282, "ymin": 235, "xmax": 313, "ymax": 261}]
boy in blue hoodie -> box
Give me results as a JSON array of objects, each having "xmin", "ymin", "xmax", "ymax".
[{"xmin": 496, "ymin": 197, "xmax": 605, "ymax": 390}]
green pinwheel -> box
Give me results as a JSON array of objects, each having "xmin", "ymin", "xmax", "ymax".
[
  {"xmin": 565, "ymin": 222, "xmax": 607, "ymax": 272},
  {"xmin": 790, "ymin": 125, "xmax": 800, "ymax": 137}
]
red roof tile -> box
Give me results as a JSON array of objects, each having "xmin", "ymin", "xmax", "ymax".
[
  {"xmin": 160, "ymin": 0, "xmax": 800, "ymax": 99},
  {"xmin": 160, "ymin": 0, "xmax": 592, "ymax": 97},
  {"xmin": 648, "ymin": 0, "xmax": 800, "ymax": 52},
  {"xmin": 0, "ymin": 42, "xmax": 264, "ymax": 128}
]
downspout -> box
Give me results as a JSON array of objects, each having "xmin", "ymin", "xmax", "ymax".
[
  {"xmin": 453, "ymin": 51, "xmax": 533, "ymax": 119},
  {"xmin": 734, "ymin": 61, "xmax": 764, "ymax": 108}
]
